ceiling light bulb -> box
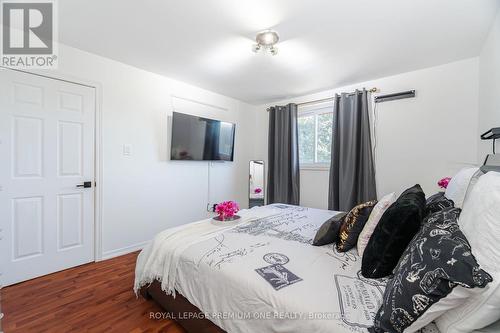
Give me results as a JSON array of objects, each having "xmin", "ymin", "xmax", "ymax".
[
  {"xmin": 255, "ymin": 30, "xmax": 279, "ymax": 46},
  {"xmin": 262, "ymin": 33, "xmax": 274, "ymax": 44}
]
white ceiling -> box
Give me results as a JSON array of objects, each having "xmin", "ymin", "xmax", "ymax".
[{"xmin": 60, "ymin": 0, "xmax": 499, "ymax": 104}]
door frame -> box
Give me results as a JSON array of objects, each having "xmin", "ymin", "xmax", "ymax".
[{"xmin": 1, "ymin": 66, "xmax": 104, "ymax": 262}]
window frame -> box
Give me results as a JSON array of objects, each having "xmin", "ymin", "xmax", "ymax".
[{"xmin": 297, "ymin": 101, "xmax": 334, "ymax": 170}]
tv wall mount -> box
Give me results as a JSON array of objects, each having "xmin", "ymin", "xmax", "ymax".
[{"xmin": 481, "ymin": 127, "xmax": 500, "ymax": 154}]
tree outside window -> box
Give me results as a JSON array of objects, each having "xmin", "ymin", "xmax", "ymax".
[{"xmin": 298, "ymin": 105, "xmax": 333, "ymax": 167}]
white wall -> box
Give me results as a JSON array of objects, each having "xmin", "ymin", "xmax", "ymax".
[
  {"xmin": 35, "ymin": 44, "xmax": 259, "ymax": 258},
  {"xmin": 256, "ymin": 58, "xmax": 480, "ymax": 209},
  {"xmin": 478, "ymin": 8, "xmax": 500, "ymax": 160}
]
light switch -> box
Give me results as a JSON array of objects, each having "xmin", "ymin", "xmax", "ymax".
[{"xmin": 123, "ymin": 144, "xmax": 132, "ymax": 156}]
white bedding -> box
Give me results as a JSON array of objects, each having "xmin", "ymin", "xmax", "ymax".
[{"xmin": 135, "ymin": 204, "xmax": 439, "ymax": 333}]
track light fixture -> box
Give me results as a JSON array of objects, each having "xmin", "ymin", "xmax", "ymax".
[{"xmin": 252, "ymin": 30, "xmax": 279, "ymax": 56}]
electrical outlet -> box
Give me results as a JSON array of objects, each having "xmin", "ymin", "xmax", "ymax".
[{"xmin": 123, "ymin": 144, "xmax": 132, "ymax": 156}]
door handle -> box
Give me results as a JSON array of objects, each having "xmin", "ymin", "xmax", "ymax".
[{"xmin": 76, "ymin": 181, "xmax": 92, "ymax": 188}]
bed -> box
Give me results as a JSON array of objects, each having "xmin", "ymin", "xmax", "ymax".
[{"xmin": 135, "ymin": 204, "xmax": 439, "ymax": 333}]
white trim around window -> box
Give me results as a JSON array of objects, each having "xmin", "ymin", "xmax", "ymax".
[{"xmin": 299, "ymin": 163, "xmax": 330, "ymax": 171}]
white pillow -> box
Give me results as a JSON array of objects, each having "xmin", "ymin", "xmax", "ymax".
[
  {"xmin": 357, "ymin": 192, "xmax": 396, "ymax": 256},
  {"xmin": 436, "ymin": 171, "xmax": 500, "ymax": 333},
  {"xmin": 474, "ymin": 319, "xmax": 500, "ymax": 333},
  {"xmin": 445, "ymin": 167, "xmax": 479, "ymax": 208}
]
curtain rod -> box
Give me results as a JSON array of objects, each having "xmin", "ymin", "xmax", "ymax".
[
  {"xmin": 297, "ymin": 87, "xmax": 378, "ymax": 106},
  {"xmin": 267, "ymin": 87, "xmax": 378, "ymax": 111}
]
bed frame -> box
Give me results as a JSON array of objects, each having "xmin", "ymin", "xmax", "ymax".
[{"xmin": 140, "ymin": 280, "xmax": 225, "ymax": 333}]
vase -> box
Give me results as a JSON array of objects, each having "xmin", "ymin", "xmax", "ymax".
[{"xmin": 213, "ymin": 215, "xmax": 240, "ymax": 222}]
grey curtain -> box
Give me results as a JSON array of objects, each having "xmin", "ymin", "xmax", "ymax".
[
  {"xmin": 267, "ymin": 103, "xmax": 300, "ymax": 205},
  {"xmin": 328, "ymin": 90, "xmax": 377, "ymax": 211}
]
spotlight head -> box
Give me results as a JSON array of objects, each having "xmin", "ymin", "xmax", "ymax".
[{"xmin": 252, "ymin": 44, "xmax": 261, "ymax": 53}]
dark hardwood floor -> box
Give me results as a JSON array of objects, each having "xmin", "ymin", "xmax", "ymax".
[{"xmin": 2, "ymin": 252, "xmax": 186, "ymax": 333}]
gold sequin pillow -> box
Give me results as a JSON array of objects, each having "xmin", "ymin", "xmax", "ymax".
[{"xmin": 336, "ymin": 200, "xmax": 377, "ymax": 252}]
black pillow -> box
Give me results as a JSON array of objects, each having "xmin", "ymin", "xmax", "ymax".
[
  {"xmin": 369, "ymin": 208, "xmax": 492, "ymax": 333},
  {"xmin": 426, "ymin": 192, "xmax": 454, "ymax": 215},
  {"xmin": 336, "ymin": 200, "xmax": 377, "ymax": 252},
  {"xmin": 312, "ymin": 212, "xmax": 347, "ymax": 246},
  {"xmin": 361, "ymin": 184, "xmax": 426, "ymax": 278}
]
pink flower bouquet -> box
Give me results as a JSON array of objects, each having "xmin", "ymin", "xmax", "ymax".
[
  {"xmin": 215, "ymin": 201, "xmax": 240, "ymax": 221},
  {"xmin": 438, "ymin": 177, "xmax": 451, "ymax": 190},
  {"xmin": 254, "ymin": 188, "xmax": 262, "ymax": 194}
]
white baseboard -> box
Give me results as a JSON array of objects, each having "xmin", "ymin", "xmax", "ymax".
[{"xmin": 101, "ymin": 241, "xmax": 149, "ymax": 261}]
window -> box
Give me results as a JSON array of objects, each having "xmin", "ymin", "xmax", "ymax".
[{"xmin": 298, "ymin": 103, "xmax": 333, "ymax": 167}]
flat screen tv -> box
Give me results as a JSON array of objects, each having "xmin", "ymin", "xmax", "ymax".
[{"xmin": 170, "ymin": 112, "xmax": 236, "ymax": 161}]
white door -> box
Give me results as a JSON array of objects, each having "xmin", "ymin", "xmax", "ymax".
[{"xmin": 0, "ymin": 69, "xmax": 95, "ymax": 286}]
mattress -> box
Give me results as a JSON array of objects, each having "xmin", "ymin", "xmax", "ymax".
[{"xmin": 138, "ymin": 204, "xmax": 439, "ymax": 333}]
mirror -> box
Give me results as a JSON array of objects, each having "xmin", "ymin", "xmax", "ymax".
[{"xmin": 249, "ymin": 160, "xmax": 265, "ymax": 208}]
